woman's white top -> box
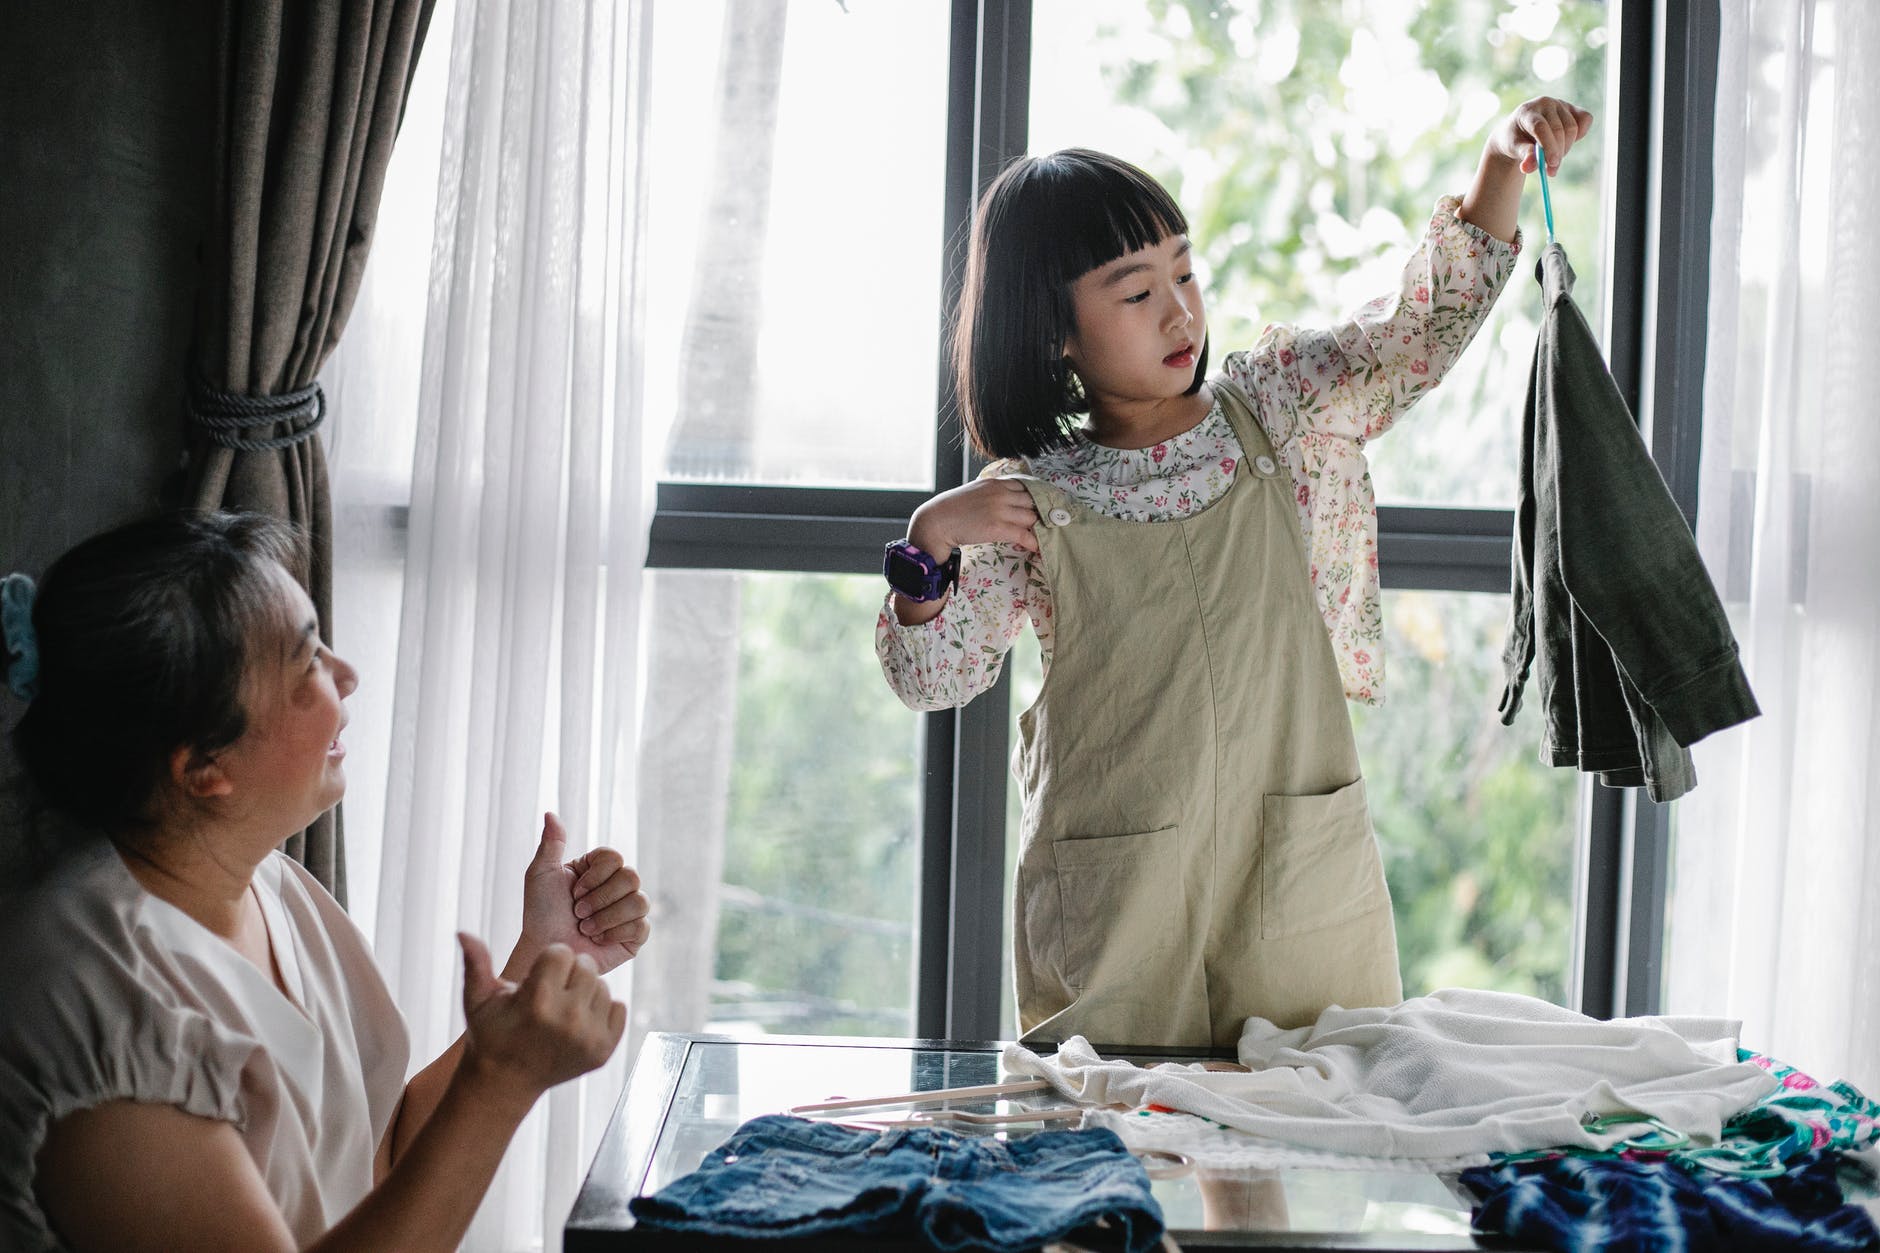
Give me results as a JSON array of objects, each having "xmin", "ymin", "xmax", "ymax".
[{"xmin": 0, "ymin": 841, "xmax": 410, "ymax": 1251}]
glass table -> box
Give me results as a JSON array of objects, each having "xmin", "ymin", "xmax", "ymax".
[{"xmin": 566, "ymin": 1033, "xmax": 1539, "ymax": 1251}]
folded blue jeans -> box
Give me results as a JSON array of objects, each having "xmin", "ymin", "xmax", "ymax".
[{"xmin": 628, "ymin": 1113, "xmax": 1165, "ymax": 1252}]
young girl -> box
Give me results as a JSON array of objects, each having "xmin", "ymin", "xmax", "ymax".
[
  {"xmin": 0, "ymin": 512, "xmax": 651, "ymax": 1252},
  {"xmin": 878, "ymin": 98, "xmax": 1593, "ymax": 1050}
]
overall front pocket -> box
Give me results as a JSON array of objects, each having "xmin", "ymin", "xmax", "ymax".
[
  {"xmin": 1260, "ymin": 779, "xmax": 1388, "ymax": 939},
  {"xmin": 1049, "ymin": 826, "xmax": 1180, "ymax": 992}
]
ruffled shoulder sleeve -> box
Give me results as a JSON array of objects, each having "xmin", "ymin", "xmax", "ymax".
[{"xmin": 0, "ymin": 844, "xmax": 265, "ymax": 1246}]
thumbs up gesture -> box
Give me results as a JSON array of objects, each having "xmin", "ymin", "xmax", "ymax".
[
  {"xmin": 507, "ymin": 812, "xmax": 652, "ymax": 981},
  {"xmin": 459, "ymin": 932, "xmax": 625, "ymax": 1099}
]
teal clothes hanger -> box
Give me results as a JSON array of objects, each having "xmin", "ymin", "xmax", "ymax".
[{"xmin": 1536, "ymin": 143, "xmax": 1557, "ymax": 244}]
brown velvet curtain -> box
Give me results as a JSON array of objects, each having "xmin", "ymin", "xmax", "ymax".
[{"xmin": 188, "ymin": 0, "xmax": 435, "ymax": 904}]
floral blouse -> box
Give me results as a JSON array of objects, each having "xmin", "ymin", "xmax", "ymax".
[{"xmin": 877, "ymin": 196, "xmax": 1520, "ymax": 710}]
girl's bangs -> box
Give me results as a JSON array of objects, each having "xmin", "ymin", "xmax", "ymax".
[{"xmin": 1041, "ymin": 154, "xmax": 1188, "ymax": 282}]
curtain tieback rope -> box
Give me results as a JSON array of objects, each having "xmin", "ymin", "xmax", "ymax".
[{"xmin": 186, "ymin": 379, "xmax": 326, "ymax": 451}]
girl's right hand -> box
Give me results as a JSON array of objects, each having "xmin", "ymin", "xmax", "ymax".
[
  {"xmin": 457, "ymin": 932, "xmax": 624, "ymax": 1104},
  {"xmin": 909, "ymin": 477, "xmax": 1041, "ymax": 558}
]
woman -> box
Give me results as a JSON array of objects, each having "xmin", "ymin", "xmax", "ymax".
[{"xmin": 0, "ymin": 511, "xmax": 651, "ymax": 1251}]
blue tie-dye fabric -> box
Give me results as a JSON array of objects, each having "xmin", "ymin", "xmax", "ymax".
[{"xmin": 1462, "ymin": 1150, "xmax": 1878, "ymax": 1252}]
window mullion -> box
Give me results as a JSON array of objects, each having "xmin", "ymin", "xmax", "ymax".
[
  {"xmin": 1571, "ymin": 0, "xmax": 1720, "ymax": 1021},
  {"xmin": 928, "ymin": 0, "xmax": 1033, "ymax": 1042},
  {"xmin": 1376, "ymin": 506, "xmax": 1514, "ymax": 593},
  {"xmin": 1574, "ymin": 781, "xmax": 1626, "ymax": 1019},
  {"xmin": 946, "ymin": 672, "xmax": 1014, "ymax": 1042}
]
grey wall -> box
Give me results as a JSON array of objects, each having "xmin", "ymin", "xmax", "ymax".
[{"xmin": 1, "ymin": 1, "xmax": 218, "ymax": 580}]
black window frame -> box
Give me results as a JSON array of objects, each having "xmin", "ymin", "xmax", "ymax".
[{"xmin": 645, "ymin": 0, "xmax": 1722, "ymax": 1038}]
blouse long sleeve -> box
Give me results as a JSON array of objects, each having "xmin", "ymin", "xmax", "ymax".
[
  {"xmin": 1229, "ymin": 195, "xmax": 1519, "ymax": 448},
  {"xmin": 1221, "ymin": 196, "xmax": 1519, "ymax": 702}
]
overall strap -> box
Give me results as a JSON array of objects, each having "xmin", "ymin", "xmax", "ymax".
[
  {"xmin": 1212, "ymin": 376, "xmax": 1280, "ymax": 465},
  {"xmin": 1008, "ymin": 469, "xmax": 1080, "ymax": 523}
]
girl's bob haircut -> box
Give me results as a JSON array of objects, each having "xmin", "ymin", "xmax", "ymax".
[{"xmin": 952, "ymin": 148, "xmax": 1208, "ymax": 461}]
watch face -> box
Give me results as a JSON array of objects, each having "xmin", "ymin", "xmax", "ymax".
[{"xmin": 885, "ymin": 545, "xmax": 942, "ymax": 599}]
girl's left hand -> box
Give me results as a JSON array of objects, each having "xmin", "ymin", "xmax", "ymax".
[
  {"xmin": 510, "ymin": 812, "xmax": 651, "ymax": 978},
  {"xmin": 1490, "ymin": 96, "xmax": 1594, "ymax": 176}
]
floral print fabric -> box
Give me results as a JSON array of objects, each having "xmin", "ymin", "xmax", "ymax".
[
  {"xmin": 1490, "ymin": 1051, "xmax": 1880, "ymax": 1179},
  {"xmin": 877, "ymin": 196, "xmax": 1519, "ymax": 709},
  {"xmin": 1725, "ymin": 1051, "xmax": 1880, "ymax": 1169}
]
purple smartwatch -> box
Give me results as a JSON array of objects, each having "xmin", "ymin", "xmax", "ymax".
[{"xmin": 883, "ymin": 539, "xmax": 960, "ymax": 602}]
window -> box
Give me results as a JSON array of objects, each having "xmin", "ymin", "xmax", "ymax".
[
  {"xmin": 639, "ymin": 571, "xmax": 923, "ymax": 1036},
  {"xmin": 327, "ymin": 0, "xmax": 1713, "ymax": 1048},
  {"xmin": 645, "ymin": 0, "xmax": 952, "ymax": 489},
  {"xmin": 1350, "ymin": 592, "xmax": 1577, "ymax": 1002},
  {"xmin": 634, "ymin": 0, "xmax": 1712, "ymax": 1039}
]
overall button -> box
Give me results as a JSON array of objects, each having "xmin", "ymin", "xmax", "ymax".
[
  {"xmin": 1254, "ymin": 455, "xmax": 1278, "ymax": 476},
  {"xmin": 1048, "ymin": 507, "xmax": 1072, "ymax": 527}
]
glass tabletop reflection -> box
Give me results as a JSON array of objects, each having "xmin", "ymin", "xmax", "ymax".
[{"xmin": 642, "ymin": 1038, "xmax": 1480, "ymax": 1241}]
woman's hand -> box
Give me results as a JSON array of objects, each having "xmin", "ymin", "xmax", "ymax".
[
  {"xmin": 1462, "ymin": 96, "xmax": 1595, "ymax": 244},
  {"xmin": 508, "ymin": 812, "xmax": 650, "ymax": 980},
  {"xmin": 381, "ymin": 815, "xmax": 644, "ymax": 1170},
  {"xmin": 1488, "ymin": 95, "xmax": 1595, "ymax": 175},
  {"xmin": 458, "ymin": 933, "xmax": 624, "ymax": 1105}
]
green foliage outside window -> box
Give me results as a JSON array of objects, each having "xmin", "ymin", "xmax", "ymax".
[
  {"xmin": 1349, "ymin": 593, "xmax": 1576, "ymax": 1002},
  {"xmin": 714, "ymin": 575, "xmax": 921, "ymax": 1036},
  {"xmin": 1098, "ymin": 0, "xmax": 1607, "ymax": 337}
]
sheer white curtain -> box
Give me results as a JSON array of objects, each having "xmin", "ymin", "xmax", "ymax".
[
  {"xmin": 363, "ymin": 0, "xmax": 655, "ymax": 1247},
  {"xmin": 1664, "ymin": 0, "xmax": 1880, "ymax": 1094}
]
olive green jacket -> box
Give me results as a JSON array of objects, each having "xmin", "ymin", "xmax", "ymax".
[{"xmin": 1500, "ymin": 244, "xmax": 1758, "ymax": 803}]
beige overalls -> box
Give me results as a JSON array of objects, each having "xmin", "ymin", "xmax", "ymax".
[{"xmin": 1012, "ymin": 379, "xmax": 1403, "ymax": 1050}]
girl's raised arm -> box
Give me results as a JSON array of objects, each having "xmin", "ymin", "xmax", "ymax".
[{"xmin": 1461, "ymin": 96, "xmax": 1594, "ymax": 243}]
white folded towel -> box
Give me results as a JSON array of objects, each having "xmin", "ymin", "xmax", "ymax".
[{"xmin": 1003, "ymin": 988, "xmax": 1778, "ymax": 1163}]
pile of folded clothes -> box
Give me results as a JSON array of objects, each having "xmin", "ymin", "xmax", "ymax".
[
  {"xmin": 633, "ymin": 990, "xmax": 1877, "ymax": 1251},
  {"xmin": 1460, "ymin": 1050, "xmax": 1879, "ymax": 1252},
  {"xmin": 1004, "ymin": 989, "xmax": 1880, "ymax": 1252}
]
